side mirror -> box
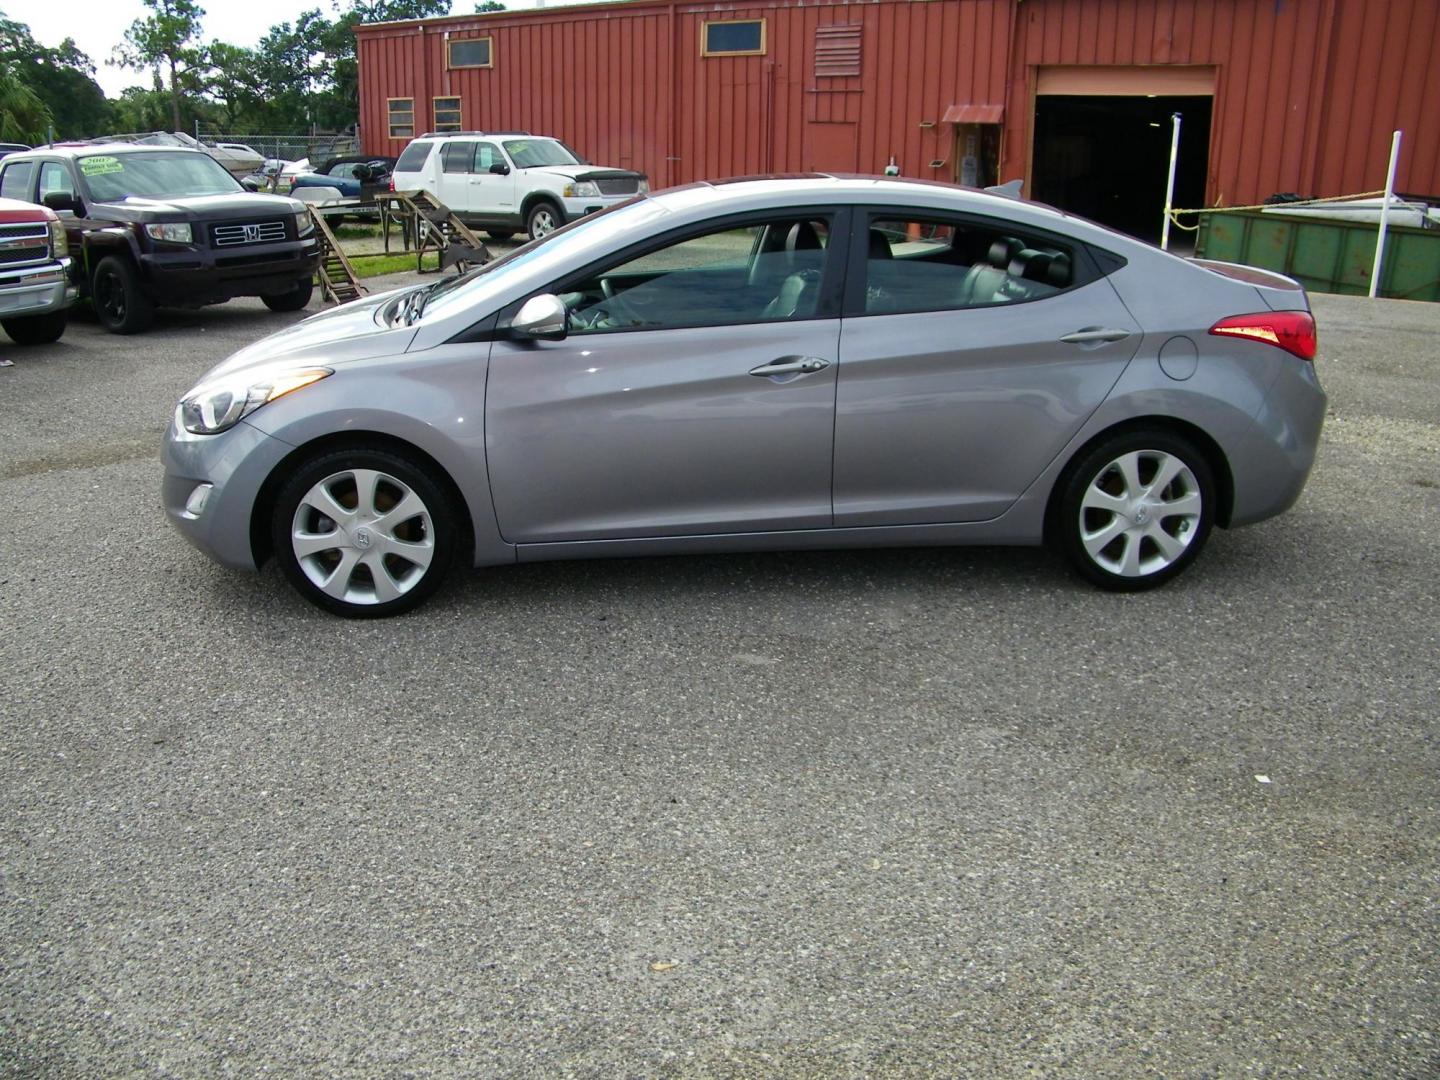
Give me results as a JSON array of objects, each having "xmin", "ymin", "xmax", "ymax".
[
  {"xmin": 240, "ymin": 176, "xmax": 263, "ymax": 192},
  {"xmin": 42, "ymin": 191, "xmax": 79, "ymax": 215},
  {"xmin": 488, "ymin": 162, "xmax": 510, "ymax": 176},
  {"xmin": 510, "ymin": 294, "xmax": 568, "ymax": 341}
]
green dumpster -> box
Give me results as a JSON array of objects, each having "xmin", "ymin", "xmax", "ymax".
[{"xmin": 1193, "ymin": 210, "xmax": 1440, "ymax": 302}]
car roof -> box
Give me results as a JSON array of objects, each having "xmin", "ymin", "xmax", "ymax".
[{"xmin": 5, "ymin": 143, "xmax": 211, "ymax": 161}]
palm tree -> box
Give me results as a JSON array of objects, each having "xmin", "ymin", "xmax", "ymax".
[{"xmin": 0, "ymin": 60, "xmax": 50, "ymax": 143}]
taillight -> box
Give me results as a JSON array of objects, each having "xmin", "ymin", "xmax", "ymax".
[
  {"xmin": 1209, "ymin": 310, "xmax": 1317, "ymax": 361},
  {"xmin": 388, "ymin": 176, "xmax": 395, "ymax": 192}
]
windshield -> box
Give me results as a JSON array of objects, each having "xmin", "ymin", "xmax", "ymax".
[
  {"xmin": 79, "ymin": 151, "xmax": 242, "ymax": 201},
  {"xmin": 502, "ymin": 139, "xmax": 581, "ymax": 169}
]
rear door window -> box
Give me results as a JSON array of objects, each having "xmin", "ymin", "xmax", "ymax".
[
  {"xmin": 850, "ymin": 211, "xmax": 1086, "ymax": 316},
  {"xmin": 440, "ymin": 142, "xmax": 472, "ymax": 174}
]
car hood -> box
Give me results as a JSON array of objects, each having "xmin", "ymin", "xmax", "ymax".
[
  {"xmin": 531, "ymin": 166, "xmax": 646, "ymax": 182},
  {"xmin": 194, "ymin": 287, "xmax": 419, "ymax": 386},
  {"xmin": 90, "ymin": 192, "xmax": 306, "ymax": 222}
]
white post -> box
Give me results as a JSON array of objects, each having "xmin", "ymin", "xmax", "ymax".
[
  {"xmin": 1369, "ymin": 129, "xmax": 1402, "ymax": 299},
  {"xmin": 1160, "ymin": 112, "xmax": 1182, "ymax": 251}
]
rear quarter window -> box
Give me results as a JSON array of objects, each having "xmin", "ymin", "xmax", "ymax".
[{"xmin": 395, "ymin": 141, "xmax": 435, "ymax": 173}]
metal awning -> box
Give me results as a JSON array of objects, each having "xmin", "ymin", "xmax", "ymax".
[{"xmin": 942, "ymin": 104, "xmax": 1004, "ymax": 125}]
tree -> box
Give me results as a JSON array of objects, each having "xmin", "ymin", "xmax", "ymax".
[
  {"xmin": 113, "ymin": 0, "xmax": 206, "ymax": 132},
  {"xmin": 0, "ymin": 13, "xmax": 110, "ymax": 138},
  {"xmin": 0, "ymin": 60, "xmax": 48, "ymax": 142},
  {"xmin": 476, "ymin": 2, "xmax": 507, "ymax": 11}
]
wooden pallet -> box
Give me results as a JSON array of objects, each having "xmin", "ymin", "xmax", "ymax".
[{"xmin": 376, "ymin": 191, "xmax": 492, "ymax": 274}]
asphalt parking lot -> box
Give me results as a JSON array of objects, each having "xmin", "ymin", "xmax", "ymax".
[{"xmin": 1, "ymin": 285, "xmax": 1436, "ymax": 1078}]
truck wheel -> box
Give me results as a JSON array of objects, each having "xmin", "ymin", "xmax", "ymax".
[
  {"xmin": 525, "ymin": 201, "xmax": 563, "ymax": 240},
  {"xmin": 263, "ymin": 277, "xmax": 315, "ymax": 313},
  {"xmin": 92, "ymin": 256, "xmax": 154, "ymax": 334},
  {"xmin": 1, "ymin": 311, "xmax": 67, "ymax": 345}
]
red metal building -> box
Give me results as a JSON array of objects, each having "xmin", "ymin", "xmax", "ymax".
[{"xmin": 355, "ymin": 0, "xmax": 1440, "ymax": 238}]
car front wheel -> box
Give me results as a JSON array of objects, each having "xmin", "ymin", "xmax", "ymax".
[
  {"xmin": 262, "ymin": 277, "xmax": 315, "ymax": 312},
  {"xmin": 92, "ymin": 255, "xmax": 155, "ymax": 334},
  {"xmin": 271, "ymin": 447, "xmax": 460, "ymax": 617},
  {"xmin": 1, "ymin": 310, "xmax": 66, "ymax": 345},
  {"xmin": 1056, "ymin": 430, "xmax": 1214, "ymax": 591},
  {"xmin": 525, "ymin": 201, "xmax": 562, "ymax": 240}
]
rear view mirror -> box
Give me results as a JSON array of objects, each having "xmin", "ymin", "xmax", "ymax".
[
  {"xmin": 488, "ymin": 162, "xmax": 510, "ymax": 176},
  {"xmin": 510, "ymin": 294, "xmax": 568, "ymax": 341}
]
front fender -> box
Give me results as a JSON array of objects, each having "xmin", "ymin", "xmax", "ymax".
[{"xmin": 243, "ymin": 343, "xmax": 512, "ymax": 567}]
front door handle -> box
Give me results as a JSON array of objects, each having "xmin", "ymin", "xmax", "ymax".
[
  {"xmin": 749, "ymin": 355, "xmax": 830, "ymax": 377},
  {"xmin": 1060, "ymin": 327, "xmax": 1132, "ymax": 344}
]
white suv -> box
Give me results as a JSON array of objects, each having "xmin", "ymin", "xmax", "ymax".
[{"xmin": 390, "ymin": 132, "xmax": 648, "ymax": 240}]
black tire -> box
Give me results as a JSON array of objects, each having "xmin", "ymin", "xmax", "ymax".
[
  {"xmin": 1, "ymin": 310, "xmax": 66, "ymax": 345},
  {"xmin": 525, "ymin": 200, "xmax": 563, "ymax": 240},
  {"xmin": 262, "ymin": 277, "xmax": 315, "ymax": 313},
  {"xmin": 91, "ymin": 255, "xmax": 154, "ymax": 334},
  {"xmin": 270, "ymin": 446, "xmax": 461, "ymax": 618},
  {"xmin": 1054, "ymin": 428, "xmax": 1215, "ymax": 592},
  {"xmin": 486, "ymin": 229, "xmax": 515, "ymax": 241}
]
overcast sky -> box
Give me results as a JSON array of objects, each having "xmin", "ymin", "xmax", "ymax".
[{"xmin": 7, "ymin": 0, "xmax": 546, "ymax": 98}]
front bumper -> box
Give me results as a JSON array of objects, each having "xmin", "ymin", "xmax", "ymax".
[
  {"xmin": 558, "ymin": 194, "xmax": 636, "ymax": 221},
  {"xmin": 161, "ymin": 415, "xmax": 295, "ymax": 570},
  {"xmin": 0, "ymin": 259, "xmax": 76, "ymax": 319},
  {"xmin": 140, "ymin": 238, "xmax": 321, "ymax": 305}
]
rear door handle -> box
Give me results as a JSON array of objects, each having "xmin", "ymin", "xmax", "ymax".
[
  {"xmin": 749, "ymin": 355, "xmax": 830, "ymax": 377},
  {"xmin": 1060, "ymin": 327, "xmax": 1132, "ymax": 344}
]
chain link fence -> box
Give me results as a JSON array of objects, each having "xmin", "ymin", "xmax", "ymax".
[{"xmin": 195, "ymin": 127, "xmax": 361, "ymax": 164}]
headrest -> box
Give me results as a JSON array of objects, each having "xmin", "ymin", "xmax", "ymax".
[
  {"xmin": 989, "ymin": 237, "xmax": 1023, "ymax": 268},
  {"xmin": 868, "ymin": 229, "xmax": 893, "ymax": 260},
  {"xmin": 1044, "ymin": 252, "xmax": 1072, "ymax": 287},
  {"xmin": 786, "ymin": 221, "xmax": 821, "ymax": 252},
  {"xmin": 1007, "ymin": 249, "xmax": 1043, "ymax": 279}
]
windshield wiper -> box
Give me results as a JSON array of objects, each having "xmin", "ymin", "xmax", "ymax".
[{"xmin": 400, "ymin": 282, "xmax": 440, "ymax": 326}]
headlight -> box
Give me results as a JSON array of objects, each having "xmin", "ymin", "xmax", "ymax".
[
  {"xmin": 637, "ymin": 179, "xmax": 650, "ymax": 194},
  {"xmin": 47, "ymin": 218, "xmax": 68, "ymax": 258},
  {"xmin": 562, "ymin": 181, "xmax": 600, "ymax": 198},
  {"xmin": 144, "ymin": 222, "xmax": 192, "ymax": 243},
  {"xmin": 294, "ymin": 209, "xmax": 314, "ymax": 237},
  {"xmin": 178, "ymin": 368, "xmax": 332, "ymax": 435}
]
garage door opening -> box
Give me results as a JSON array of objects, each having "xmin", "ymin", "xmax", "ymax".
[{"xmin": 1032, "ymin": 95, "xmax": 1212, "ymax": 244}]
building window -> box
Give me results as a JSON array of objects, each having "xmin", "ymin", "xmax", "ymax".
[
  {"xmin": 388, "ymin": 98, "xmax": 415, "ymax": 139},
  {"xmin": 702, "ymin": 19, "xmax": 765, "ymax": 57},
  {"xmin": 433, "ymin": 96, "xmax": 462, "ymax": 132},
  {"xmin": 448, "ymin": 37, "xmax": 493, "ymax": 69}
]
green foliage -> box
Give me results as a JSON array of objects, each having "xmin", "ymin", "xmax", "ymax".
[
  {"xmin": 0, "ymin": 11, "xmax": 111, "ymax": 138},
  {"xmin": 476, "ymin": 1, "xmax": 507, "ymax": 10},
  {"xmin": 113, "ymin": 0, "xmax": 208, "ymax": 131},
  {"xmin": 0, "ymin": 60, "xmax": 48, "ymax": 142}
]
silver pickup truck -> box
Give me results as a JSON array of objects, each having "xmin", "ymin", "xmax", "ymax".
[{"xmin": 0, "ymin": 196, "xmax": 75, "ymax": 345}]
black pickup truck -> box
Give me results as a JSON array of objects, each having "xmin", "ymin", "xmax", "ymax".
[{"xmin": 0, "ymin": 144, "xmax": 321, "ymax": 333}]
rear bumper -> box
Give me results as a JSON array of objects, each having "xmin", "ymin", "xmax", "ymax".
[
  {"xmin": 0, "ymin": 259, "xmax": 76, "ymax": 319},
  {"xmin": 1229, "ymin": 359, "xmax": 1327, "ymax": 527},
  {"xmin": 139, "ymin": 239, "xmax": 321, "ymax": 304}
]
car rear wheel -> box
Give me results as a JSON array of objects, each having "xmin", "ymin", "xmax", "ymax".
[
  {"xmin": 525, "ymin": 201, "xmax": 562, "ymax": 240},
  {"xmin": 92, "ymin": 255, "xmax": 154, "ymax": 334},
  {"xmin": 262, "ymin": 277, "xmax": 315, "ymax": 312},
  {"xmin": 271, "ymin": 447, "xmax": 460, "ymax": 618},
  {"xmin": 1056, "ymin": 430, "xmax": 1214, "ymax": 591},
  {"xmin": 1, "ymin": 310, "xmax": 66, "ymax": 345}
]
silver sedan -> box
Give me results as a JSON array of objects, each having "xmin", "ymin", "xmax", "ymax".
[{"xmin": 161, "ymin": 176, "xmax": 1325, "ymax": 617}]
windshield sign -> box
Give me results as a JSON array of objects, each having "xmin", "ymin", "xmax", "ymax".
[
  {"xmin": 79, "ymin": 151, "xmax": 242, "ymax": 201},
  {"xmin": 502, "ymin": 139, "xmax": 580, "ymax": 169}
]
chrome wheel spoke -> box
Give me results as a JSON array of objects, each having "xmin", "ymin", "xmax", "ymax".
[
  {"xmin": 372, "ymin": 490, "xmax": 425, "ymax": 534},
  {"xmin": 1115, "ymin": 452, "xmax": 1144, "ymax": 499},
  {"xmin": 351, "ymin": 469, "xmax": 383, "ymax": 517},
  {"xmin": 1081, "ymin": 485, "xmax": 1128, "ymax": 515},
  {"xmin": 1146, "ymin": 522, "xmax": 1186, "ymax": 562},
  {"xmin": 318, "ymin": 548, "xmax": 361, "ymax": 599},
  {"xmin": 1082, "ymin": 516, "xmax": 1126, "ymax": 557},
  {"xmin": 364, "ymin": 553, "xmax": 404, "ymax": 603},
  {"xmin": 1159, "ymin": 491, "xmax": 1202, "ymax": 519},
  {"xmin": 384, "ymin": 535, "xmax": 434, "ymax": 570},
  {"xmin": 293, "ymin": 529, "xmax": 342, "ymax": 559},
  {"xmin": 302, "ymin": 484, "xmax": 354, "ymax": 525},
  {"xmin": 1117, "ymin": 532, "xmax": 1143, "ymax": 576},
  {"xmin": 1150, "ymin": 452, "xmax": 1186, "ymax": 495}
]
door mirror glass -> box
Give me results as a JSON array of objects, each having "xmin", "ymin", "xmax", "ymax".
[
  {"xmin": 511, "ymin": 293, "xmax": 568, "ymax": 340},
  {"xmin": 42, "ymin": 191, "xmax": 80, "ymax": 215}
]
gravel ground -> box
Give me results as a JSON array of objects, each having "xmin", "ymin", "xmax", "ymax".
[{"xmin": 0, "ymin": 288, "xmax": 1436, "ymax": 1079}]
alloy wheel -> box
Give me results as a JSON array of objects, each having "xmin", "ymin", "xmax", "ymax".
[
  {"xmin": 1078, "ymin": 449, "xmax": 1203, "ymax": 577},
  {"xmin": 290, "ymin": 468, "xmax": 435, "ymax": 605}
]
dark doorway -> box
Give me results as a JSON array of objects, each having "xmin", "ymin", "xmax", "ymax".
[{"xmin": 1031, "ymin": 95, "xmax": 1212, "ymax": 243}]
